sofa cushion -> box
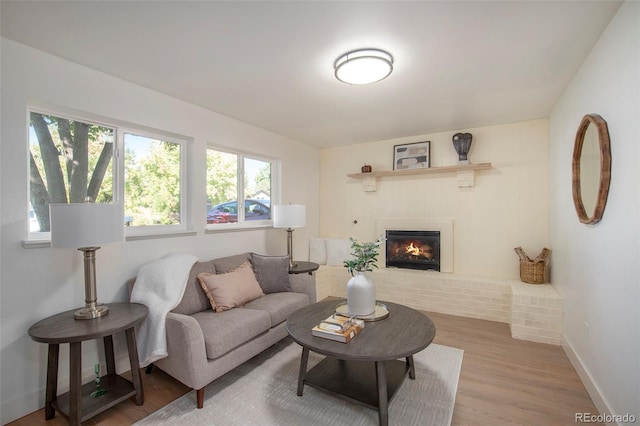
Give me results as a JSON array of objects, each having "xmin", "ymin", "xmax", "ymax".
[
  {"xmin": 191, "ymin": 308, "xmax": 271, "ymax": 360},
  {"xmin": 172, "ymin": 260, "xmax": 216, "ymax": 316},
  {"xmin": 213, "ymin": 253, "xmax": 251, "ymax": 273},
  {"xmin": 250, "ymin": 253, "xmax": 291, "ymax": 294},
  {"xmin": 243, "ymin": 292, "xmax": 310, "ymax": 327},
  {"xmin": 197, "ymin": 261, "xmax": 264, "ymax": 312}
]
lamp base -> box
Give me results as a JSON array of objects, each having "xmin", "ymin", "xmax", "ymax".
[
  {"xmin": 286, "ymin": 228, "xmax": 298, "ymax": 269},
  {"xmin": 74, "ymin": 304, "xmax": 109, "ymax": 320},
  {"xmin": 75, "ymin": 246, "xmax": 109, "ymax": 320}
]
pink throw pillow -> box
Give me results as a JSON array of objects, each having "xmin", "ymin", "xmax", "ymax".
[{"xmin": 197, "ymin": 261, "xmax": 264, "ymax": 312}]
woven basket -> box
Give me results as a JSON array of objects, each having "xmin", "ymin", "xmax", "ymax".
[{"xmin": 514, "ymin": 247, "xmax": 551, "ymax": 284}]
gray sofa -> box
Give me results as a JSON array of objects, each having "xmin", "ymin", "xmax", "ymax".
[{"xmin": 132, "ymin": 252, "xmax": 316, "ymax": 408}]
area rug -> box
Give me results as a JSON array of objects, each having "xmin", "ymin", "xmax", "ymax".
[{"xmin": 135, "ymin": 338, "xmax": 463, "ymax": 426}]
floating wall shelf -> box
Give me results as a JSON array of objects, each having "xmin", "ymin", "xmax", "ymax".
[{"xmin": 347, "ymin": 162, "xmax": 492, "ymax": 191}]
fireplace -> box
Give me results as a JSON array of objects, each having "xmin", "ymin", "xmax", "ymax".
[
  {"xmin": 377, "ymin": 219, "xmax": 453, "ymax": 273},
  {"xmin": 385, "ymin": 230, "xmax": 441, "ymax": 271}
]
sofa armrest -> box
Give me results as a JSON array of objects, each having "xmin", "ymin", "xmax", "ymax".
[
  {"xmin": 289, "ymin": 273, "xmax": 317, "ymax": 304},
  {"xmin": 161, "ymin": 312, "xmax": 210, "ymax": 389}
]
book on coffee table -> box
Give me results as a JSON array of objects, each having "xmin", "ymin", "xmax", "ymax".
[
  {"xmin": 320, "ymin": 314, "xmax": 365, "ymax": 331},
  {"xmin": 311, "ymin": 314, "xmax": 364, "ymax": 343},
  {"xmin": 312, "ymin": 323, "xmax": 363, "ymax": 343}
]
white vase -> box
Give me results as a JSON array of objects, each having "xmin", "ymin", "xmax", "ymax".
[{"xmin": 346, "ymin": 271, "xmax": 376, "ymax": 316}]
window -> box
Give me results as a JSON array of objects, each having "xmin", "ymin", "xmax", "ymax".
[
  {"xmin": 27, "ymin": 108, "xmax": 188, "ymax": 239},
  {"xmin": 206, "ymin": 148, "xmax": 274, "ymax": 227},
  {"xmin": 123, "ymin": 132, "xmax": 185, "ymax": 228},
  {"xmin": 28, "ymin": 111, "xmax": 115, "ymax": 234}
]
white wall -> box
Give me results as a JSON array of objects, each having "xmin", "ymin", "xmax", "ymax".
[
  {"xmin": 319, "ymin": 119, "xmax": 549, "ymax": 279},
  {"xmin": 0, "ymin": 38, "xmax": 320, "ymax": 423},
  {"xmin": 549, "ymin": 1, "xmax": 639, "ymax": 421}
]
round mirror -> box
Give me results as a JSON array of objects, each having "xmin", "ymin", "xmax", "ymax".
[{"xmin": 572, "ymin": 114, "xmax": 611, "ymax": 224}]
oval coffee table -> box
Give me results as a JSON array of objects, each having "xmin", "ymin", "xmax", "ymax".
[{"xmin": 286, "ymin": 299, "xmax": 436, "ymax": 426}]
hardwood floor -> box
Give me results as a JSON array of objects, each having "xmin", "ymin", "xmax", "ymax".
[
  {"xmin": 10, "ymin": 310, "xmax": 601, "ymax": 425},
  {"xmin": 432, "ymin": 312, "xmax": 602, "ymax": 426}
]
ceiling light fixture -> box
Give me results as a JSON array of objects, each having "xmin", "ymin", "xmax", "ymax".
[{"xmin": 334, "ymin": 48, "xmax": 394, "ymax": 85}]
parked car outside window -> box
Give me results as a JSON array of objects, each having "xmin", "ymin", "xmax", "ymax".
[{"xmin": 206, "ymin": 199, "xmax": 270, "ymax": 224}]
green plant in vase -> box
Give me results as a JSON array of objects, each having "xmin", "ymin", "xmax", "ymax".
[
  {"xmin": 343, "ymin": 236, "xmax": 384, "ymax": 316},
  {"xmin": 343, "ymin": 236, "xmax": 385, "ymax": 275}
]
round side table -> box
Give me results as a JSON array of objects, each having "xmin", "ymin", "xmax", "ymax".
[
  {"xmin": 28, "ymin": 302, "xmax": 148, "ymax": 425},
  {"xmin": 289, "ymin": 261, "xmax": 319, "ymax": 275}
]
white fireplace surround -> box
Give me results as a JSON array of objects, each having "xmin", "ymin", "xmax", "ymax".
[{"xmin": 376, "ymin": 218, "xmax": 454, "ymax": 273}]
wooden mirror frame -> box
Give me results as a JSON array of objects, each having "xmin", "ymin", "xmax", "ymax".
[{"xmin": 572, "ymin": 114, "xmax": 611, "ymax": 224}]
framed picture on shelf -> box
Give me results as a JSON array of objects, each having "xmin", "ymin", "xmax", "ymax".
[{"xmin": 393, "ymin": 141, "xmax": 430, "ymax": 170}]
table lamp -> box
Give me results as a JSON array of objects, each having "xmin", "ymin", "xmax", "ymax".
[
  {"xmin": 273, "ymin": 204, "xmax": 306, "ymax": 268},
  {"xmin": 50, "ymin": 203, "xmax": 124, "ymax": 319}
]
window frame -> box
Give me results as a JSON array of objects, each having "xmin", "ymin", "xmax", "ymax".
[
  {"xmin": 27, "ymin": 107, "xmax": 120, "ymax": 241},
  {"xmin": 26, "ymin": 106, "xmax": 191, "ymax": 242},
  {"xmin": 119, "ymin": 127, "xmax": 189, "ymax": 237},
  {"xmin": 205, "ymin": 145, "xmax": 279, "ymax": 231}
]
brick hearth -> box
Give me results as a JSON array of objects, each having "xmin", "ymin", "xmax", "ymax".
[{"xmin": 315, "ymin": 266, "xmax": 562, "ymax": 345}]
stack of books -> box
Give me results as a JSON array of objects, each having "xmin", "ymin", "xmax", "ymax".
[{"xmin": 311, "ymin": 314, "xmax": 365, "ymax": 343}]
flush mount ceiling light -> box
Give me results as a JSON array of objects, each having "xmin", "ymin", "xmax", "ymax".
[{"xmin": 334, "ymin": 48, "xmax": 394, "ymax": 85}]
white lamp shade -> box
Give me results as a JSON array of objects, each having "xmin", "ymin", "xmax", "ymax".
[
  {"xmin": 273, "ymin": 204, "xmax": 306, "ymax": 229},
  {"xmin": 50, "ymin": 203, "xmax": 124, "ymax": 248}
]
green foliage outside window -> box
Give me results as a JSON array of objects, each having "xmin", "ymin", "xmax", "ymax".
[
  {"xmin": 28, "ymin": 111, "xmax": 184, "ymax": 232},
  {"xmin": 206, "ymin": 149, "xmax": 272, "ymax": 224},
  {"xmin": 124, "ymin": 136, "xmax": 182, "ymax": 226},
  {"xmin": 206, "ymin": 149, "xmax": 237, "ymax": 208},
  {"xmin": 29, "ymin": 112, "xmax": 114, "ymax": 232}
]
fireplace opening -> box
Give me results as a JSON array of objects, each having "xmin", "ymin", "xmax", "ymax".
[{"xmin": 385, "ymin": 230, "xmax": 440, "ymax": 271}]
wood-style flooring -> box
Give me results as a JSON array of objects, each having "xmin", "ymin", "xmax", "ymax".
[{"xmin": 9, "ymin": 310, "xmax": 602, "ymax": 425}]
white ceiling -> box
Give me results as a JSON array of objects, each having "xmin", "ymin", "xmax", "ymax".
[{"xmin": 1, "ymin": 1, "xmax": 621, "ymax": 148}]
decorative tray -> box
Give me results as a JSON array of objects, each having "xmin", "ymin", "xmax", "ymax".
[{"xmin": 335, "ymin": 302, "xmax": 389, "ymax": 322}]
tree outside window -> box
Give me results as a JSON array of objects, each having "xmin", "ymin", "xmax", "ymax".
[
  {"xmin": 29, "ymin": 111, "xmax": 114, "ymax": 232},
  {"xmin": 28, "ymin": 110, "xmax": 187, "ymax": 236},
  {"xmin": 124, "ymin": 133, "xmax": 182, "ymax": 226}
]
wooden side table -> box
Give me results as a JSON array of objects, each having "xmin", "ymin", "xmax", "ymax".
[
  {"xmin": 28, "ymin": 303, "xmax": 148, "ymax": 425},
  {"xmin": 289, "ymin": 261, "xmax": 319, "ymax": 275}
]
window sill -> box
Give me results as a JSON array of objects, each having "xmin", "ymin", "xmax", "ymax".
[
  {"xmin": 125, "ymin": 229, "xmax": 197, "ymax": 241},
  {"xmin": 23, "ymin": 223, "xmax": 272, "ymax": 248},
  {"xmin": 205, "ymin": 223, "xmax": 272, "ymax": 234},
  {"xmin": 22, "ymin": 239, "xmax": 52, "ymax": 249},
  {"xmin": 22, "ymin": 228, "xmax": 197, "ymax": 248}
]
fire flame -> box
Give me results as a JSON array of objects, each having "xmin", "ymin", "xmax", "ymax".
[
  {"xmin": 392, "ymin": 240, "xmax": 434, "ymax": 260},
  {"xmin": 394, "ymin": 241, "xmax": 433, "ymax": 259},
  {"xmin": 405, "ymin": 242, "xmax": 422, "ymax": 256}
]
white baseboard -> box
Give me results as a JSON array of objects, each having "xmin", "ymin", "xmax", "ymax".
[
  {"xmin": 562, "ymin": 335, "xmax": 619, "ymax": 426},
  {"xmin": 0, "ymin": 387, "xmax": 42, "ymax": 425}
]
